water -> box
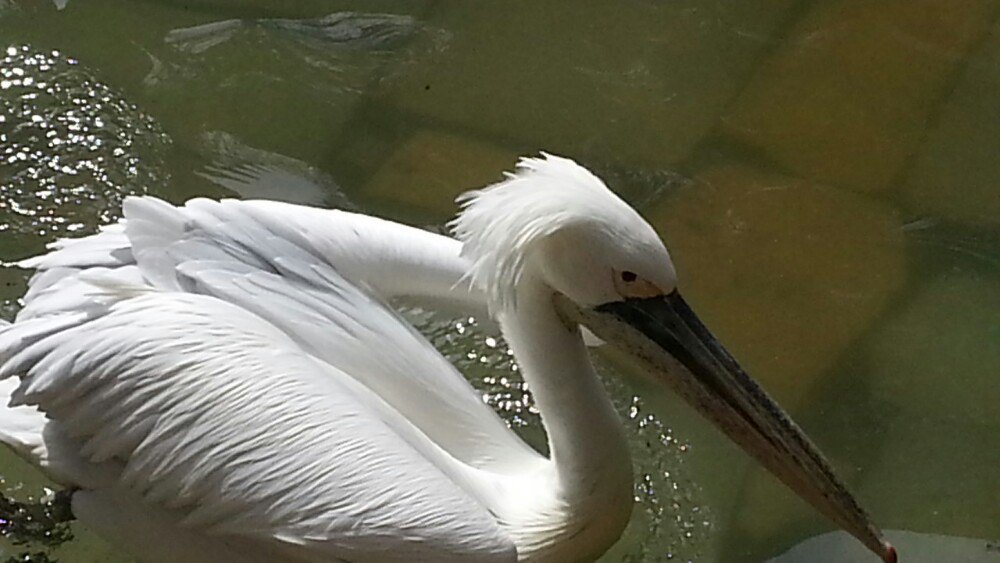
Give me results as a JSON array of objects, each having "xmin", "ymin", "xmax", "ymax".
[{"xmin": 0, "ymin": 0, "xmax": 998, "ymax": 561}]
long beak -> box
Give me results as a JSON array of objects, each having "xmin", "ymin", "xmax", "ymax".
[{"xmin": 566, "ymin": 291, "xmax": 897, "ymax": 563}]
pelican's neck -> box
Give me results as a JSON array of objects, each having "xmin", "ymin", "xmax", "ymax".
[{"xmin": 498, "ymin": 280, "xmax": 632, "ymax": 499}]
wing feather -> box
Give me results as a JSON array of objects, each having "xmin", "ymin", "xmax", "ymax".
[
  {"xmin": 1, "ymin": 195, "xmax": 544, "ymax": 559},
  {"xmin": 0, "ymin": 290, "xmax": 517, "ymax": 561},
  {"xmin": 17, "ymin": 196, "xmax": 540, "ymax": 472}
]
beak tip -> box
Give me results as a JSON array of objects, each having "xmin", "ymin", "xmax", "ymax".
[{"xmin": 882, "ymin": 543, "xmax": 898, "ymax": 563}]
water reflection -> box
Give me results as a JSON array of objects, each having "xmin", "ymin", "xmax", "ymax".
[
  {"xmin": 0, "ymin": 480, "xmax": 73, "ymax": 561},
  {"xmin": 197, "ymin": 130, "xmax": 352, "ymax": 207},
  {"xmin": 0, "ymin": 44, "xmax": 169, "ymax": 322},
  {"xmin": 165, "ymin": 12, "xmax": 420, "ymax": 55},
  {"xmin": 138, "ymin": 7, "xmax": 443, "ymax": 179}
]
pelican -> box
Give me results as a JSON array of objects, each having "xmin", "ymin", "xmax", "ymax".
[{"xmin": 0, "ymin": 154, "xmax": 896, "ymax": 562}]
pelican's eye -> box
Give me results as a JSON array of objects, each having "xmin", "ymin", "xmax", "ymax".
[{"xmin": 613, "ymin": 269, "xmax": 664, "ymax": 299}]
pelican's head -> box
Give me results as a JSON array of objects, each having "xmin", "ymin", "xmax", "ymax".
[
  {"xmin": 452, "ymin": 154, "xmax": 897, "ymax": 563},
  {"xmin": 451, "ymin": 153, "xmax": 680, "ymax": 311}
]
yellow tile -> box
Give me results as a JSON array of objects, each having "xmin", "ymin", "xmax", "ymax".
[
  {"xmin": 723, "ymin": 0, "xmax": 996, "ymax": 192},
  {"xmin": 376, "ymin": 0, "xmax": 797, "ymax": 168},
  {"xmin": 363, "ymin": 130, "xmax": 520, "ymax": 221},
  {"xmin": 646, "ymin": 162, "xmax": 906, "ymax": 407},
  {"xmin": 903, "ymin": 19, "xmax": 1000, "ymax": 228}
]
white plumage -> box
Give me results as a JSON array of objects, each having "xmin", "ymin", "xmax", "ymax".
[
  {"xmin": 0, "ymin": 156, "xmax": 635, "ymax": 562},
  {"xmin": 0, "ymin": 154, "xmax": 895, "ymax": 563}
]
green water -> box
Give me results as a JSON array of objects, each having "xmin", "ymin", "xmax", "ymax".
[{"xmin": 1, "ymin": 0, "xmax": 998, "ymax": 561}]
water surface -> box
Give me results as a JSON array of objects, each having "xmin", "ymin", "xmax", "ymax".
[{"xmin": 1, "ymin": 1, "xmax": 998, "ymax": 561}]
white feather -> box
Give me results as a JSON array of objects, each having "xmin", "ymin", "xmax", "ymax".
[
  {"xmin": 3, "ymin": 291, "xmax": 517, "ymax": 561},
  {"xmin": 0, "ymin": 156, "xmax": 668, "ymax": 562},
  {"xmin": 450, "ymin": 153, "xmax": 648, "ymax": 311}
]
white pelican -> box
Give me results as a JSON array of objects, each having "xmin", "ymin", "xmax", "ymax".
[{"xmin": 0, "ymin": 154, "xmax": 896, "ymax": 562}]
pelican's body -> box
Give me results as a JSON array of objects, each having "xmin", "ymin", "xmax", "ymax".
[{"xmin": 0, "ymin": 156, "xmax": 895, "ymax": 562}]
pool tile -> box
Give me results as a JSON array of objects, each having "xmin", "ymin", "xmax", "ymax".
[
  {"xmin": 375, "ymin": 0, "xmax": 798, "ymax": 168},
  {"xmin": 363, "ymin": 129, "xmax": 520, "ymax": 221},
  {"xmin": 646, "ymin": 162, "xmax": 906, "ymax": 407},
  {"xmin": 723, "ymin": 0, "xmax": 996, "ymax": 193},
  {"xmin": 902, "ymin": 19, "xmax": 1000, "ymax": 228}
]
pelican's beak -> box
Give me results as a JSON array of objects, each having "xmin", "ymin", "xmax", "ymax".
[{"xmin": 570, "ymin": 291, "xmax": 897, "ymax": 563}]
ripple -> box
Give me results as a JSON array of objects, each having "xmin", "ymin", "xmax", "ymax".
[
  {"xmin": 196, "ymin": 130, "xmax": 352, "ymax": 208},
  {"xmin": 146, "ymin": 11, "xmax": 440, "ymax": 95},
  {"xmin": 165, "ymin": 12, "xmax": 421, "ymax": 56},
  {"xmin": 0, "ymin": 44, "xmax": 170, "ymax": 315}
]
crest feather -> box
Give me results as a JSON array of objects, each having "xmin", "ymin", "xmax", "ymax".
[{"xmin": 450, "ymin": 153, "xmax": 633, "ymax": 311}]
